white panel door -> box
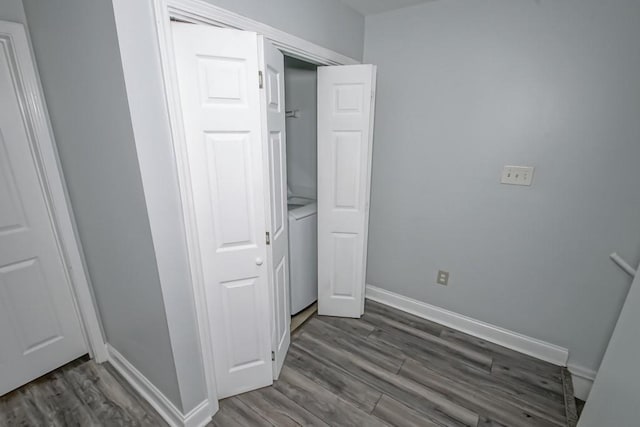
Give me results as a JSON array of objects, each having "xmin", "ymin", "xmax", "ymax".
[
  {"xmin": 0, "ymin": 30, "xmax": 86, "ymax": 396},
  {"xmin": 259, "ymin": 37, "xmax": 290, "ymax": 379},
  {"xmin": 172, "ymin": 23, "xmax": 273, "ymax": 398},
  {"xmin": 317, "ymin": 65, "xmax": 377, "ymax": 318}
]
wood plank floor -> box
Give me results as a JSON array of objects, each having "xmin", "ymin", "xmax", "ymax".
[
  {"xmin": 0, "ymin": 300, "xmax": 576, "ymax": 426},
  {"xmin": 215, "ymin": 300, "xmax": 576, "ymax": 427},
  {"xmin": 0, "ymin": 356, "xmax": 167, "ymax": 427}
]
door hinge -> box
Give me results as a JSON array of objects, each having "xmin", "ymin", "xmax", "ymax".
[
  {"xmin": 271, "ymin": 351, "xmax": 275, "ymax": 361},
  {"xmin": 266, "ymin": 231, "xmax": 271, "ymax": 245},
  {"xmin": 258, "ymin": 70, "xmax": 264, "ymax": 89}
]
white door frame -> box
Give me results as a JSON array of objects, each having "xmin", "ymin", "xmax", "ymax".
[
  {"xmin": 0, "ymin": 21, "xmax": 107, "ymax": 363},
  {"xmin": 150, "ymin": 0, "xmax": 360, "ymax": 408}
]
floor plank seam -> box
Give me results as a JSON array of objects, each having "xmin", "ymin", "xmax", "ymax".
[
  {"xmin": 370, "ymin": 392, "xmax": 384, "ymax": 415},
  {"xmin": 238, "ymin": 395, "xmax": 276, "ymax": 426},
  {"xmin": 395, "ymin": 357, "xmax": 407, "ymax": 374}
]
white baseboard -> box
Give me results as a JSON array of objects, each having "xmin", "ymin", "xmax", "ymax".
[
  {"xmin": 106, "ymin": 345, "xmax": 213, "ymax": 427},
  {"xmin": 365, "ymin": 285, "xmax": 569, "ymax": 366},
  {"xmin": 567, "ymin": 363, "xmax": 596, "ymax": 401}
]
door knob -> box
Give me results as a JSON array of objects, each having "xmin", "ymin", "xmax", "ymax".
[{"xmin": 255, "ymin": 257, "xmax": 264, "ymax": 266}]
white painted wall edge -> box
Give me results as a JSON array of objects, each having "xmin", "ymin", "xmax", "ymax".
[
  {"xmin": 106, "ymin": 345, "xmax": 212, "ymax": 427},
  {"xmin": 365, "ymin": 285, "xmax": 569, "ymax": 366},
  {"xmin": 112, "ymin": 0, "xmax": 213, "ymax": 413},
  {"xmin": 567, "ymin": 363, "xmax": 596, "ymax": 401}
]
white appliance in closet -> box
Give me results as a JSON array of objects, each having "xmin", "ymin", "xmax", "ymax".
[{"xmin": 287, "ymin": 195, "xmax": 317, "ymax": 314}]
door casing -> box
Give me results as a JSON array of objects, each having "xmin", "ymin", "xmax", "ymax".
[
  {"xmin": 0, "ymin": 21, "xmax": 106, "ymax": 365},
  {"xmin": 146, "ymin": 0, "xmax": 362, "ymax": 414}
]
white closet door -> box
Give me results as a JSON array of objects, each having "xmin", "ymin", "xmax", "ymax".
[
  {"xmin": 259, "ymin": 37, "xmax": 290, "ymax": 379},
  {"xmin": 0, "ymin": 23, "xmax": 86, "ymax": 396},
  {"xmin": 172, "ymin": 23, "xmax": 273, "ymax": 398},
  {"xmin": 317, "ymin": 65, "xmax": 377, "ymax": 318}
]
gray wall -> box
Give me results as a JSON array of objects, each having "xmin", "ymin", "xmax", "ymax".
[
  {"xmin": 0, "ymin": 0, "xmax": 26, "ymax": 23},
  {"xmin": 285, "ymin": 57, "xmax": 318, "ymax": 198},
  {"xmin": 578, "ymin": 270, "xmax": 640, "ymax": 426},
  {"xmin": 204, "ymin": 0, "xmax": 364, "ymax": 61},
  {"xmin": 22, "ymin": 0, "xmax": 182, "ymax": 409},
  {"xmin": 364, "ymin": 0, "xmax": 640, "ymax": 375}
]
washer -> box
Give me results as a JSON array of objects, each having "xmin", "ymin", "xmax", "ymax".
[{"xmin": 288, "ymin": 199, "xmax": 317, "ymax": 315}]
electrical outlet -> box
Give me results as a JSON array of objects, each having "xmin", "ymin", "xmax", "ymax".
[
  {"xmin": 437, "ymin": 270, "xmax": 449, "ymax": 286},
  {"xmin": 501, "ymin": 166, "xmax": 534, "ymax": 186}
]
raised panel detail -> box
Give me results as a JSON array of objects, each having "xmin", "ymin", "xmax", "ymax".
[
  {"xmin": 198, "ymin": 55, "xmax": 247, "ymax": 106},
  {"xmin": 266, "ymin": 66, "xmax": 280, "ymax": 112},
  {"xmin": 0, "ymin": 258, "xmax": 62, "ymax": 355},
  {"xmin": 331, "ymin": 233, "xmax": 358, "ymax": 298},
  {"xmin": 205, "ymin": 132, "xmax": 255, "ymax": 249},
  {"xmin": 219, "ymin": 277, "xmax": 264, "ymax": 371},
  {"xmin": 269, "ymin": 131, "xmax": 285, "ymax": 238},
  {"xmin": 334, "ymin": 84, "xmax": 364, "ymax": 114},
  {"xmin": 333, "ymin": 131, "xmax": 362, "ymax": 209},
  {"xmin": 274, "ymin": 257, "xmax": 287, "ymax": 348},
  {"xmin": 0, "ymin": 131, "xmax": 27, "ymax": 235}
]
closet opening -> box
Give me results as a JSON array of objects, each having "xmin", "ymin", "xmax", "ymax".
[
  {"xmin": 170, "ymin": 20, "xmax": 376, "ymax": 397},
  {"xmin": 283, "ymin": 56, "xmax": 319, "ymax": 331}
]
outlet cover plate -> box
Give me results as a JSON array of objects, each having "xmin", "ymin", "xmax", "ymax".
[
  {"xmin": 501, "ymin": 165, "xmax": 534, "ymax": 186},
  {"xmin": 437, "ymin": 270, "xmax": 449, "ymax": 286}
]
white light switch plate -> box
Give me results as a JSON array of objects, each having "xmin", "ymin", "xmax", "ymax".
[{"xmin": 501, "ymin": 166, "xmax": 534, "ymax": 186}]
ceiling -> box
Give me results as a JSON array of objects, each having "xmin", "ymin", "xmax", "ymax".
[{"xmin": 340, "ymin": 0, "xmax": 434, "ymax": 16}]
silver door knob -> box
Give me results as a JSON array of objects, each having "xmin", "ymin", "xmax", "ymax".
[{"xmin": 255, "ymin": 257, "xmax": 264, "ymax": 266}]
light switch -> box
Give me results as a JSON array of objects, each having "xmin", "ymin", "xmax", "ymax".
[{"xmin": 501, "ymin": 166, "xmax": 534, "ymax": 186}]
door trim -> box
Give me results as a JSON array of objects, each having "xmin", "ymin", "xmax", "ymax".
[
  {"xmin": 148, "ymin": 0, "xmax": 360, "ymax": 410},
  {"xmin": 158, "ymin": 0, "xmax": 359, "ymax": 66},
  {"xmin": 0, "ymin": 21, "xmax": 106, "ymax": 363}
]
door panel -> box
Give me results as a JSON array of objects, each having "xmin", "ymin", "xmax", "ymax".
[
  {"xmin": 333, "ymin": 131, "xmax": 362, "ymax": 209},
  {"xmin": 172, "ymin": 23, "xmax": 273, "ymax": 398},
  {"xmin": 1, "ymin": 258, "xmax": 63, "ymax": 353},
  {"xmin": 218, "ymin": 277, "xmax": 262, "ymax": 369},
  {"xmin": 317, "ymin": 65, "xmax": 377, "ymax": 318},
  {"xmin": 260, "ymin": 38, "xmax": 290, "ymax": 379},
  {"xmin": 330, "ymin": 233, "xmax": 359, "ymax": 297},
  {"xmin": 204, "ymin": 132, "xmax": 256, "ymax": 248},
  {"xmin": 0, "ymin": 34, "xmax": 86, "ymax": 396},
  {"xmin": 269, "ymin": 132, "xmax": 285, "ymax": 238}
]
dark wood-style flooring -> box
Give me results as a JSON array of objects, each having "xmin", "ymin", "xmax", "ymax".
[
  {"xmin": 215, "ymin": 300, "xmax": 576, "ymax": 427},
  {"xmin": 0, "ymin": 300, "xmax": 577, "ymax": 426},
  {"xmin": 0, "ymin": 356, "xmax": 167, "ymax": 427}
]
